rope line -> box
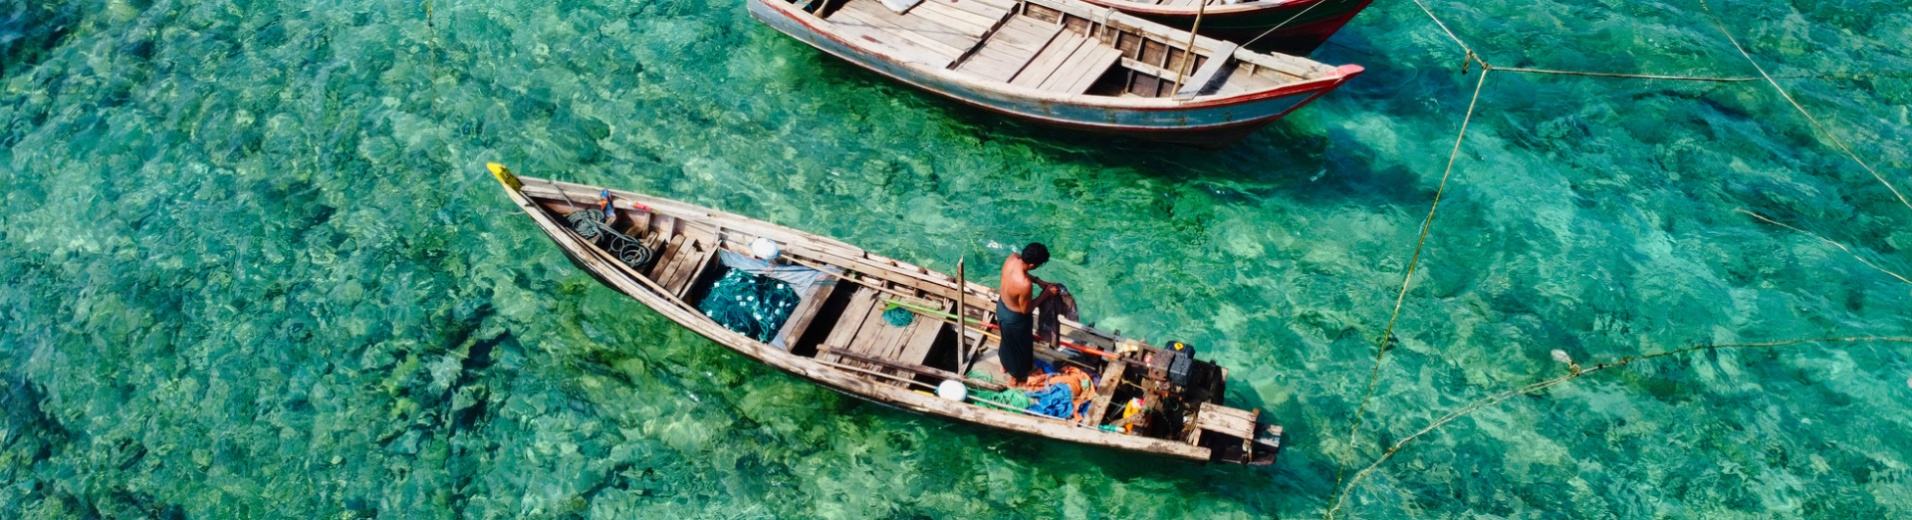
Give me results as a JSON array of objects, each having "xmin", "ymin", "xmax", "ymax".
[
  {"xmin": 1239, "ymin": 0, "xmax": 1333, "ymax": 50},
  {"xmin": 1325, "ymin": 335, "xmax": 1912, "ymax": 518},
  {"xmin": 1486, "ymin": 66, "xmax": 1759, "ymax": 83},
  {"xmin": 1405, "ymin": 0, "xmax": 1479, "ymax": 62},
  {"xmin": 1696, "ymin": 0, "xmax": 1912, "ymax": 213},
  {"xmin": 1324, "ymin": 68, "xmax": 1491, "ymax": 519},
  {"xmin": 1737, "ymin": 209, "xmax": 1912, "ymax": 285},
  {"xmin": 1318, "ymin": 3, "xmax": 1908, "ymax": 520}
]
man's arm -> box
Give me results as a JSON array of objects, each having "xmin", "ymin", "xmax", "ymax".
[{"xmin": 1030, "ymin": 277, "xmax": 1057, "ymax": 306}]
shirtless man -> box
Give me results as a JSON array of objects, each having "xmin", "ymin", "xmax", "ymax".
[{"xmin": 997, "ymin": 243, "xmax": 1053, "ymax": 387}]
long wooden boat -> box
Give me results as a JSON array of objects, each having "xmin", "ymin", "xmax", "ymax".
[
  {"xmin": 489, "ymin": 164, "xmax": 1284, "ymax": 465},
  {"xmin": 1074, "ymin": 0, "xmax": 1373, "ymax": 55},
  {"xmin": 749, "ymin": 0, "xmax": 1362, "ymax": 146}
]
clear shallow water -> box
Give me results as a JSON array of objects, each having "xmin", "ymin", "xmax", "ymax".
[{"xmin": 2, "ymin": 0, "xmax": 1908, "ymax": 517}]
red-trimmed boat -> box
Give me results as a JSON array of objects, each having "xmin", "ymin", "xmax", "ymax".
[
  {"xmin": 750, "ymin": 0, "xmax": 1361, "ymax": 147},
  {"xmin": 1075, "ymin": 0, "xmax": 1373, "ymax": 55}
]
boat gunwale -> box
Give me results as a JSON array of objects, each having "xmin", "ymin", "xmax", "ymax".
[{"xmin": 499, "ymin": 174, "xmax": 1216, "ymax": 462}]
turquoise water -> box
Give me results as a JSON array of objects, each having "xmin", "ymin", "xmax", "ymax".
[{"xmin": 3, "ymin": 0, "xmax": 1909, "ymax": 517}]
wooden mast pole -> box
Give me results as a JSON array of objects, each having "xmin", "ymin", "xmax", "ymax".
[
  {"xmin": 955, "ymin": 257, "xmax": 969, "ymax": 372},
  {"xmin": 1169, "ymin": 0, "xmax": 1210, "ymax": 95}
]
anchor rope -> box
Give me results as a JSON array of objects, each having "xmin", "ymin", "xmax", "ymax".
[
  {"xmin": 1736, "ymin": 209, "xmax": 1912, "ymax": 286},
  {"xmin": 1324, "ymin": 336, "xmax": 1912, "ymax": 519},
  {"xmin": 1325, "ymin": 66, "xmax": 1488, "ymax": 518},
  {"xmin": 1695, "ymin": 0, "xmax": 1912, "ymax": 214},
  {"xmin": 1320, "ymin": 2, "xmax": 1909, "ymax": 519}
]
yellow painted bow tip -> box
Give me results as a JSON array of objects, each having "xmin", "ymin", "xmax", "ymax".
[{"xmin": 487, "ymin": 163, "xmax": 522, "ymax": 190}]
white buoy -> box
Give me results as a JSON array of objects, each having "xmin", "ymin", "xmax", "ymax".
[
  {"xmin": 751, "ymin": 237, "xmax": 781, "ymax": 262},
  {"xmin": 937, "ymin": 380, "xmax": 967, "ymax": 402}
]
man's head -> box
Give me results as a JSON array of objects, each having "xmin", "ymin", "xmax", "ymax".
[{"xmin": 1021, "ymin": 242, "xmax": 1050, "ymax": 270}]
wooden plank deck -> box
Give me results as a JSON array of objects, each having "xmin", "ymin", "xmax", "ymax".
[
  {"xmin": 1041, "ymin": 40, "xmax": 1121, "ymax": 94},
  {"xmin": 821, "ymin": 289, "xmax": 883, "ymax": 361},
  {"xmin": 836, "ymin": 0, "xmax": 973, "ymax": 56},
  {"xmin": 953, "ymin": 16, "xmax": 1064, "ymax": 82},
  {"xmin": 1009, "ymin": 31, "xmax": 1089, "ymax": 88},
  {"xmin": 647, "ymin": 234, "xmax": 688, "ymax": 280},
  {"xmin": 877, "ymin": 297, "xmax": 947, "ymax": 365},
  {"xmin": 826, "ymin": 0, "xmax": 1029, "ymax": 70},
  {"xmin": 776, "ymin": 282, "xmax": 838, "ymax": 348},
  {"xmin": 830, "ymin": 8, "xmax": 966, "ymax": 67},
  {"xmin": 1002, "ymin": 28, "xmax": 1121, "ymax": 94},
  {"xmin": 670, "ymin": 244, "xmax": 719, "ymax": 298}
]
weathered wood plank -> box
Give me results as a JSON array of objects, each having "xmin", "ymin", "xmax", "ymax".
[
  {"xmin": 828, "ymin": 17, "xmax": 959, "ymax": 68},
  {"xmin": 1049, "ymin": 43, "xmax": 1121, "ymax": 94},
  {"xmin": 953, "ymin": 16, "xmax": 1060, "ymax": 80},
  {"xmin": 846, "ymin": 290, "xmax": 902, "ymax": 358},
  {"xmin": 869, "ymin": 300, "xmax": 914, "ymax": 358},
  {"xmin": 776, "ymin": 283, "xmax": 837, "ymax": 349},
  {"xmin": 671, "ymin": 243, "xmax": 720, "ymax": 298},
  {"xmin": 1009, "ymin": 31, "xmax": 1087, "ymax": 88},
  {"xmin": 927, "ymin": 0, "xmax": 1010, "ymax": 21},
  {"xmin": 1175, "ymin": 42, "xmax": 1236, "ymax": 96},
  {"xmin": 658, "ymin": 238, "xmax": 704, "ymax": 294},
  {"xmin": 1035, "ymin": 34, "xmax": 1103, "ymax": 91},
  {"xmin": 909, "ymin": 0, "xmax": 995, "ymax": 35},
  {"xmin": 1082, "ymin": 359, "xmax": 1128, "ymax": 426},
  {"xmin": 1195, "ymin": 402, "xmax": 1258, "ymax": 437},
  {"xmin": 964, "ymin": 0, "xmax": 1018, "ymax": 11},
  {"xmin": 646, "ymin": 234, "xmax": 687, "ymax": 280},
  {"xmin": 955, "ymin": 50, "xmax": 1025, "ymax": 82},
  {"xmin": 822, "ymin": 290, "xmax": 881, "ymax": 359},
  {"xmin": 826, "ymin": 347, "xmax": 1006, "ymax": 391},
  {"xmin": 893, "ymin": 310, "xmax": 946, "ymax": 366},
  {"xmin": 995, "ymin": 18, "xmax": 1063, "ymax": 51},
  {"xmin": 623, "ymin": 210, "xmax": 653, "ymax": 238},
  {"xmin": 837, "ymin": 1, "xmax": 975, "ymax": 56}
]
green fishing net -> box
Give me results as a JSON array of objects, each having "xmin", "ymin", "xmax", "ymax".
[
  {"xmin": 699, "ymin": 269, "xmax": 801, "ymax": 343},
  {"xmin": 882, "ymin": 306, "xmax": 914, "ymax": 327},
  {"xmin": 964, "ymin": 372, "xmax": 1031, "ymax": 409}
]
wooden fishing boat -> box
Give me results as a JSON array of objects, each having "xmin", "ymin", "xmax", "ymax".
[
  {"xmin": 489, "ymin": 164, "xmax": 1285, "ymax": 465},
  {"xmin": 749, "ymin": 0, "xmax": 1362, "ymax": 147},
  {"xmin": 1072, "ymin": 0, "xmax": 1373, "ymax": 55}
]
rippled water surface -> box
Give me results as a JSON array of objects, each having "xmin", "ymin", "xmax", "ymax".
[{"xmin": 3, "ymin": 0, "xmax": 1910, "ymax": 517}]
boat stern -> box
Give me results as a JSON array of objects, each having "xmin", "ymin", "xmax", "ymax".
[{"xmin": 1247, "ymin": 424, "xmax": 1284, "ymax": 466}]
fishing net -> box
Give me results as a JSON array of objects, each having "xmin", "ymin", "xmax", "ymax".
[
  {"xmin": 699, "ymin": 269, "xmax": 802, "ymax": 343},
  {"xmin": 964, "ymin": 373, "xmax": 1033, "ymax": 410}
]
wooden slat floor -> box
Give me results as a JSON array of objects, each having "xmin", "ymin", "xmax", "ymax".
[{"xmin": 826, "ymin": 0, "xmax": 1013, "ymax": 68}]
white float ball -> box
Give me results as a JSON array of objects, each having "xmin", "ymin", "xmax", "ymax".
[
  {"xmin": 751, "ymin": 237, "xmax": 781, "ymax": 261},
  {"xmin": 937, "ymin": 380, "xmax": 967, "ymax": 402}
]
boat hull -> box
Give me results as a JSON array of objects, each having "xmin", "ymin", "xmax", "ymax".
[
  {"xmin": 495, "ymin": 173, "xmax": 1239, "ymax": 464},
  {"xmin": 1083, "ymin": 0, "xmax": 1373, "ymax": 55},
  {"xmin": 748, "ymin": 0, "xmax": 1356, "ymax": 147}
]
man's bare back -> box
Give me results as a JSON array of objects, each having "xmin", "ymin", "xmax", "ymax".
[
  {"xmin": 995, "ymin": 243, "xmax": 1050, "ymax": 385},
  {"xmin": 1001, "ymin": 255, "xmax": 1035, "ymax": 314}
]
